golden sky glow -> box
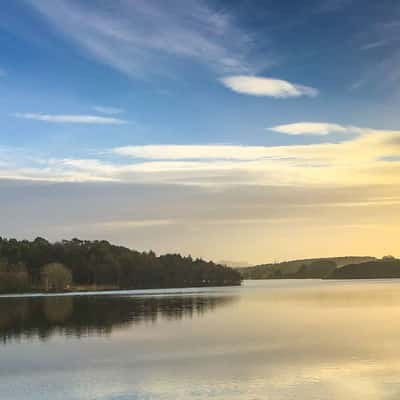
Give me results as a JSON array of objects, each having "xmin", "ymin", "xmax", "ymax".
[{"xmin": 1, "ymin": 125, "xmax": 399, "ymax": 264}]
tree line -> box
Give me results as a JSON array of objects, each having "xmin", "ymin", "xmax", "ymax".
[
  {"xmin": 0, "ymin": 237, "xmax": 241, "ymax": 294},
  {"xmin": 327, "ymin": 257, "xmax": 400, "ymax": 279},
  {"xmin": 238, "ymin": 255, "xmax": 399, "ymax": 280}
]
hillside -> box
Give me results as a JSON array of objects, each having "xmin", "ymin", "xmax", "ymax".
[
  {"xmin": 238, "ymin": 256, "xmax": 376, "ymax": 279},
  {"xmin": 327, "ymin": 259, "xmax": 400, "ymax": 279}
]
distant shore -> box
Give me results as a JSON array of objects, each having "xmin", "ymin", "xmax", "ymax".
[{"xmin": 238, "ymin": 257, "xmax": 400, "ymax": 280}]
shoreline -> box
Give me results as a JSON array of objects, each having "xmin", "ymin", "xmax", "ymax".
[{"xmin": 0, "ymin": 282, "xmax": 242, "ymax": 298}]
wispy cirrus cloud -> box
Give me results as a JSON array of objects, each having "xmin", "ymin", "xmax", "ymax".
[
  {"xmin": 0, "ymin": 68, "xmax": 6, "ymax": 77},
  {"xmin": 14, "ymin": 113, "xmax": 127, "ymax": 125},
  {"xmin": 269, "ymin": 122, "xmax": 367, "ymax": 135},
  {"xmin": 93, "ymin": 106, "xmax": 124, "ymax": 115},
  {"xmin": 220, "ymin": 76, "xmax": 318, "ymax": 98},
  {"xmin": 360, "ymin": 40, "xmax": 389, "ymax": 51},
  {"xmin": 348, "ymin": 9, "xmax": 400, "ymax": 91},
  {"xmin": 27, "ymin": 0, "xmax": 260, "ymax": 77}
]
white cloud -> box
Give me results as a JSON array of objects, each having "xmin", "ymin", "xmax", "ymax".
[
  {"xmin": 14, "ymin": 113, "xmax": 127, "ymax": 125},
  {"xmin": 220, "ymin": 75, "xmax": 319, "ymax": 98},
  {"xmin": 93, "ymin": 106, "xmax": 124, "ymax": 115},
  {"xmin": 2, "ymin": 125, "xmax": 400, "ymax": 187},
  {"xmin": 28, "ymin": 0, "xmax": 260, "ymax": 77},
  {"xmin": 269, "ymin": 122, "xmax": 367, "ymax": 135}
]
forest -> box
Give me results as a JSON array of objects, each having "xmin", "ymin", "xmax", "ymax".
[
  {"xmin": 238, "ymin": 256, "xmax": 400, "ymax": 280},
  {"xmin": 327, "ymin": 258, "xmax": 400, "ymax": 279},
  {"xmin": 238, "ymin": 257, "xmax": 376, "ymax": 279},
  {"xmin": 0, "ymin": 237, "xmax": 241, "ymax": 294}
]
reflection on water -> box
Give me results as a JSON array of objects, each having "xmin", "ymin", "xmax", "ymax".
[
  {"xmin": 2, "ymin": 280, "xmax": 400, "ymax": 400},
  {"xmin": 0, "ymin": 294, "xmax": 237, "ymax": 343},
  {"xmin": 258, "ymin": 282, "xmax": 400, "ymax": 307}
]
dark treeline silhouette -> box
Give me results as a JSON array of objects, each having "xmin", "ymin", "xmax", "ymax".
[
  {"xmin": 241, "ymin": 260, "xmax": 337, "ymax": 279},
  {"xmin": 288, "ymin": 260, "xmax": 337, "ymax": 279},
  {"xmin": 238, "ymin": 256, "xmax": 376, "ymax": 280},
  {"xmin": 0, "ymin": 237, "xmax": 241, "ymax": 293},
  {"xmin": 328, "ymin": 258, "xmax": 400, "ymax": 279},
  {"xmin": 239, "ymin": 255, "xmax": 400, "ymax": 280},
  {"xmin": 0, "ymin": 294, "xmax": 237, "ymax": 343}
]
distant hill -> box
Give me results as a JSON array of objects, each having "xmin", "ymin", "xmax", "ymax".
[
  {"xmin": 327, "ymin": 258, "xmax": 400, "ymax": 279},
  {"xmin": 238, "ymin": 256, "xmax": 377, "ymax": 280}
]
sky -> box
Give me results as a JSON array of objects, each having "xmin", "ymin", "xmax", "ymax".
[{"xmin": 1, "ymin": 0, "xmax": 400, "ymax": 264}]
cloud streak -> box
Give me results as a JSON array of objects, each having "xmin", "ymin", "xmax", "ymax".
[
  {"xmin": 269, "ymin": 122, "xmax": 367, "ymax": 135},
  {"xmin": 220, "ymin": 76, "xmax": 318, "ymax": 98},
  {"xmin": 2, "ymin": 125, "xmax": 400, "ymax": 187},
  {"xmin": 360, "ymin": 40, "xmax": 389, "ymax": 51},
  {"xmin": 113, "ymin": 144, "xmax": 279, "ymax": 160},
  {"xmin": 15, "ymin": 113, "xmax": 127, "ymax": 125}
]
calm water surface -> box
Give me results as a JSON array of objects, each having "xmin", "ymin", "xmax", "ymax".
[{"xmin": 1, "ymin": 279, "xmax": 400, "ymax": 399}]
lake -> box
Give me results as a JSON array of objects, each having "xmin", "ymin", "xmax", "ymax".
[{"xmin": 1, "ymin": 279, "xmax": 400, "ymax": 399}]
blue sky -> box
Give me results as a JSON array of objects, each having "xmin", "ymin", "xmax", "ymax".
[{"xmin": 1, "ymin": 0, "xmax": 400, "ymax": 263}]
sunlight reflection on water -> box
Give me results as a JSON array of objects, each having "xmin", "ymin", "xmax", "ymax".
[{"xmin": 1, "ymin": 279, "xmax": 400, "ymax": 399}]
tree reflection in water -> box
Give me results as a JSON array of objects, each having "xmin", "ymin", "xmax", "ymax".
[{"xmin": 0, "ymin": 294, "xmax": 237, "ymax": 343}]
